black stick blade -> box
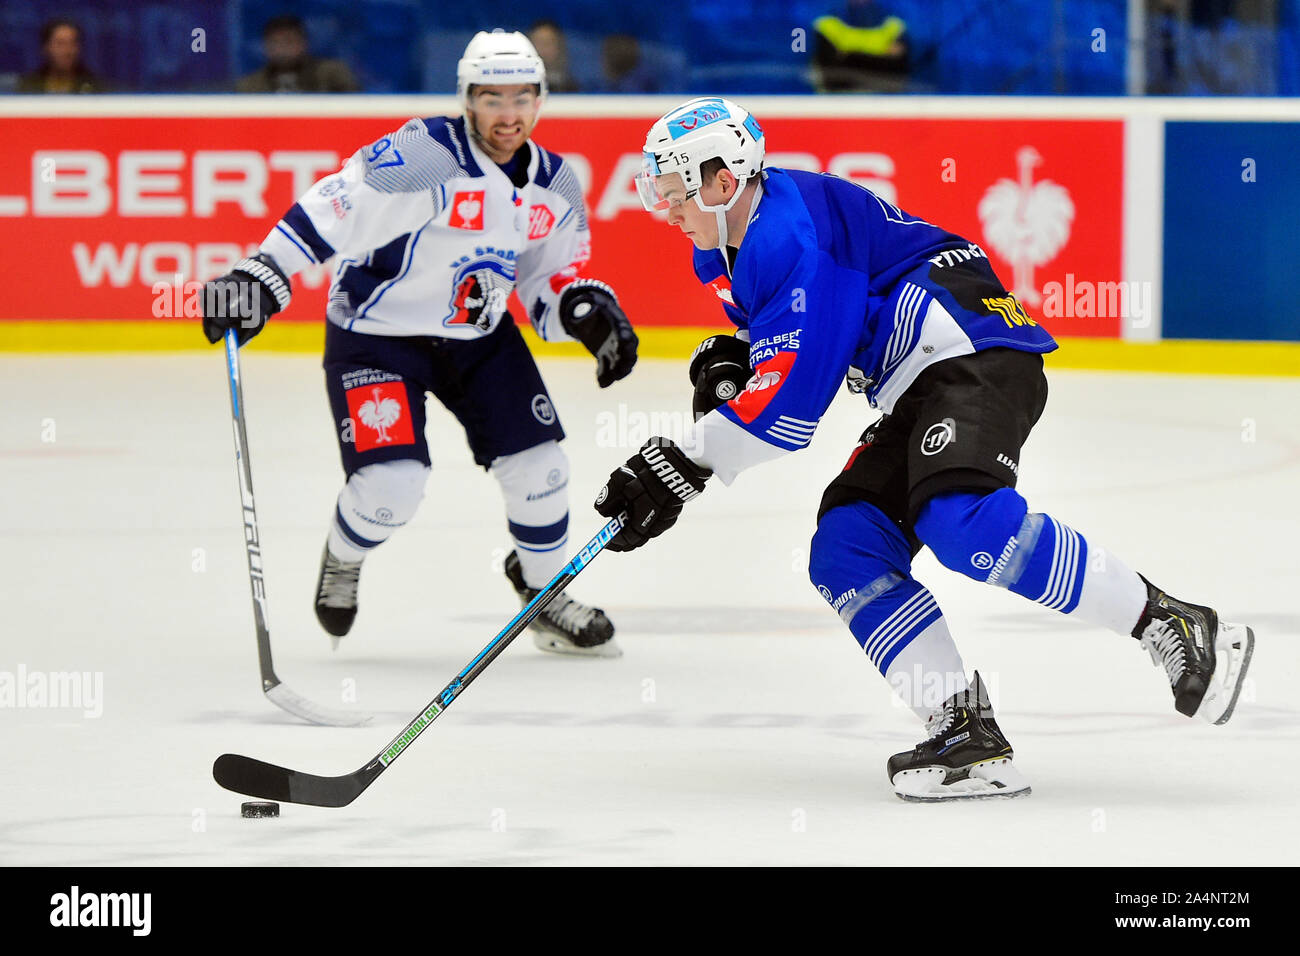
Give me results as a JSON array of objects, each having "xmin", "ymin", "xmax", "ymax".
[
  {"xmin": 213, "ymin": 753, "xmax": 295, "ymax": 802},
  {"xmin": 213, "ymin": 753, "xmax": 370, "ymax": 808}
]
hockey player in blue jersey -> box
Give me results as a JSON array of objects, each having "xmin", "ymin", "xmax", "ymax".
[
  {"xmin": 594, "ymin": 97, "xmax": 1255, "ymax": 799},
  {"xmin": 200, "ymin": 31, "xmax": 638, "ymax": 657}
]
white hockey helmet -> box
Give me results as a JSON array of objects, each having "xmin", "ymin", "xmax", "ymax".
[
  {"xmin": 635, "ymin": 96, "xmax": 765, "ymax": 214},
  {"xmin": 457, "ymin": 30, "xmax": 548, "ymax": 111}
]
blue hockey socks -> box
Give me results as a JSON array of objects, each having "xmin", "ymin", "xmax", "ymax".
[{"xmin": 810, "ymin": 501, "xmax": 968, "ymax": 719}]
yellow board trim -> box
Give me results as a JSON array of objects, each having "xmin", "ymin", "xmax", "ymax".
[{"xmin": 2, "ymin": 321, "xmax": 1298, "ymax": 376}]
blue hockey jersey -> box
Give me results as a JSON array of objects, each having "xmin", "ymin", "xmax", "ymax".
[{"xmin": 688, "ymin": 168, "xmax": 1057, "ymax": 484}]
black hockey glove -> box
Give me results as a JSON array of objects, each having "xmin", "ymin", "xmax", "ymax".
[
  {"xmin": 594, "ymin": 438, "xmax": 711, "ymax": 552},
  {"xmin": 559, "ymin": 280, "xmax": 639, "ymax": 388},
  {"xmin": 688, "ymin": 333, "xmax": 752, "ymax": 421},
  {"xmin": 201, "ymin": 253, "xmax": 292, "ymax": 345}
]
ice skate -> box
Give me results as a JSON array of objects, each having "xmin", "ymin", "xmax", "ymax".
[
  {"xmin": 1133, "ymin": 576, "xmax": 1254, "ymax": 725},
  {"xmin": 314, "ymin": 544, "xmax": 363, "ymax": 648},
  {"xmin": 504, "ymin": 550, "xmax": 621, "ymax": 658},
  {"xmin": 887, "ymin": 672, "xmax": 1031, "ymax": 802}
]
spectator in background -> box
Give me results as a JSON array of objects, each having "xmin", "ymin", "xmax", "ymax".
[
  {"xmin": 529, "ymin": 19, "xmax": 579, "ymax": 92},
  {"xmin": 237, "ymin": 15, "xmax": 360, "ymax": 93},
  {"xmin": 812, "ymin": 0, "xmax": 909, "ymax": 93},
  {"xmin": 600, "ymin": 34, "xmax": 660, "ymax": 93},
  {"xmin": 19, "ymin": 18, "xmax": 103, "ymax": 93},
  {"xmin": 1147, "ymin": 0, "xmax": 1183, "ymax": 94},
  {"xmin": 1183, "ymin": 0, "xmax": 1268, "ymax": 94},
  {"xmin": 1146, "ymin": 0, "xmax": 1277, "ymax": 95}
]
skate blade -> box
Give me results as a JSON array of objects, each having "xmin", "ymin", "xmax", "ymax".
[
  {"xmin": 532, "ymin": 631, "xmax": 623, "ymax": 659},
  {"xmin": 893, "ymin": 758, "xmax": 1032, "ymax": 803},
  {"xmin": 1198, "ymin": 623, "xmax": 1255, "ymax": 726}
]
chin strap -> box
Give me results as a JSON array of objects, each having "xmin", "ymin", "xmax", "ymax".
[
  {"xmin": 710, "ymin": 180, "xmax": 743, "ymax": 251},
  {"xmin": 705, "ymin": 175, "xmax": 765, "ymax": 263}
]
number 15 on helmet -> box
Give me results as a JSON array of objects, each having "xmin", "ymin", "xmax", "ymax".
[{"xmin": 634, "ymin": 96, "xmax": 766, "ymax": 213}]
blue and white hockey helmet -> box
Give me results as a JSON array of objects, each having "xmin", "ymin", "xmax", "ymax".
[
  {"xmin": 457, "ymin": 30, "xmax": 548, "ymax": 110},
  {"xmin": 636, "ymin": 97, "xmax": 765, "ymax": 213}
]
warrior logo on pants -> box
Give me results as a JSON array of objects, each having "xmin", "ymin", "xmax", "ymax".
[{"xmin": 920, "ymin": 420, "xmax": 955, "ymax": 456}]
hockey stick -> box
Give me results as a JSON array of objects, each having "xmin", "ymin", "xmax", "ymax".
[
  {"xmin": 212, "ymin": 511, "xmax": 626, "ymax": 807},
  {"xmin": 223, "ymin": 329, "xmax": 372, "ymax": 727}
]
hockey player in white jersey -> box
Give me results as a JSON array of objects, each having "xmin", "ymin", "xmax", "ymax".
[{"xmin": 201, "ymin": 31, "xmax": 637, "ymax": 656}]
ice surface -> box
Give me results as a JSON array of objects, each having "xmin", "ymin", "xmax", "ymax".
[{"xmin": 2, "ymin": 349, "xmax": 1297, "ymax": 865}]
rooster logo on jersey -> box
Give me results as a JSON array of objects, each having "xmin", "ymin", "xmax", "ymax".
[{"xmin": 443, "ymin": 254, "xmax": 516, "ymax": 331}]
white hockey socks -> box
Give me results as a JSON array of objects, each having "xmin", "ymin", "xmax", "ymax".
[
  {"xmin": 879, "ymin": 606, "xmax": 970, "ymax": 722},
  {"xmin": 491, "ymin": 441, "xmax": 570, "ymax": 588}
]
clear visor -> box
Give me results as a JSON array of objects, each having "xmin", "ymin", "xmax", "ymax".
[
  {"xmin": 634, "ymin": 158, "xmax": 696, "ymax": 213},
  {"xmin": 634, "ymin": 171, "xmax": 670, "ymax": 212}
]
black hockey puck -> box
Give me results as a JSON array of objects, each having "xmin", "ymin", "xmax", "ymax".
[{"xmin": 240, "ymin": 801, "xmax": 280, "ymax": 819}]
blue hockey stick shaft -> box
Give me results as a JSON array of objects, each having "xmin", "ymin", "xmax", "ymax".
[
  {"xmin": 374, "ymin": 511, "xmax": 627, "ymax": 768},
  {"xmin": 213, "ymin": 511, "xmax": 627, "ymax": 805}
]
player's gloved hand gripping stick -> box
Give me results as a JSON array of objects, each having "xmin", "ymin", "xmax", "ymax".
[
  {"xmin": 595, "ymin": 438, "xmax": 711, "ymax": 551},
  {"xmin": 212, "ymin": 511, "xmax": 628, "ymax": 807},
  {"xmin": 202, "ymin": 254, "xmax": 290, "ymax": 345}
]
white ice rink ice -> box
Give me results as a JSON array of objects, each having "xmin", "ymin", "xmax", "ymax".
[{"xmin": 2, "ymin": 349, "xmax": 1297, "ymax": 865}]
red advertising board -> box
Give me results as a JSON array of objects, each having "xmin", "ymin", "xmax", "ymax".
[{"xmin": 0, "ymin": 113, "xmax": 1123, "ymax": 337}]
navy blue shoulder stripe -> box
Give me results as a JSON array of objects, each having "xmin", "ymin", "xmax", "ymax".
[
  {"xmin": 421, "ymin": 116, "xmax": 482, "ymax": 178},
  {"xmin": 282, "ymin": 203, "xmax": 335, "ymax": 262},
  {"xmin": 532, "ymin": 145, "xmax": 560, "ymax": 190}
]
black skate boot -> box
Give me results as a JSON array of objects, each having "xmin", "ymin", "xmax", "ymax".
[
  {"xmin": 1132, "ymin": 575, "xmax": 1254, "ymax": 724},
  {"xmin": 314, "ymin": 544, "xmax": 362, "ymax": 645},
  {"xmin": 887, "ymin": 672, "xmax": 1031, "ymax": 802},
  {"xmin": 504, "ymin": 550, "xmax": 620, "ymax": 658}
]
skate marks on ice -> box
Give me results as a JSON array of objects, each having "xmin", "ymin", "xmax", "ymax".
[
  {"xmin": 0, "ymin": 810, "xmax": 676, "ymax": 867},
  {"xmin": 182, "ymin": 698, "xmax": 1300, "ymax": 737},
  {"xmin": 186, "ymin": 706, "xmax": 375, "ymax": 727},
  {"xmin": 0, "ymin": 446, "xmax": 128, "ymax": 460},
  {"xmin": 1193, "ymin": 703, "xmax": 1300, "ymax": 735},
  {"xmin": 453, "ymin": 606, "xmax": 841, "ymax": 634},
  {"xmin": 979, "ymin": 609, "xmax": 1300, "ymax": 636},
  {"xmin": 187, "ymin": 704, "xmax": 905, "ymax": 736}
]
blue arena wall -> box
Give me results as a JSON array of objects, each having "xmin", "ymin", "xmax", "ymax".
[{"xmin": 1164, "ymin": 121, "xmax": 1300, "ymax": 342}]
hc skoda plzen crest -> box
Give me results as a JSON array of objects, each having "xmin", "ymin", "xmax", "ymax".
[{"xmin": 443, "ymin": 254, "xmax": 515, "ymax": 331}]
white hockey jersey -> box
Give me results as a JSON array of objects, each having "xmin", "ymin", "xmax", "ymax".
[{"xmin": 259, "ymin": 115, "xmax": 593, "ymax": 341}]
